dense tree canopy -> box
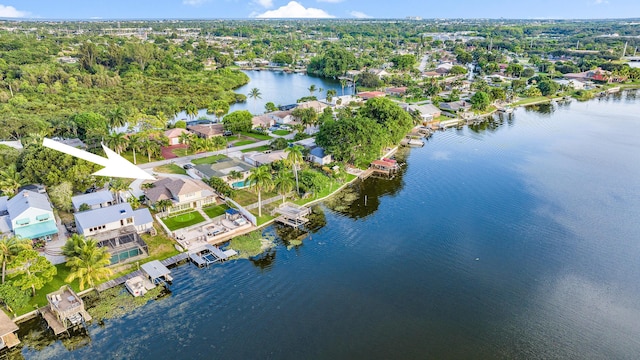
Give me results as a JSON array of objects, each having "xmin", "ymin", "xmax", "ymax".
[{"xmin": 223, "ymin": 110, "xmax": 253, "ymax": 133}]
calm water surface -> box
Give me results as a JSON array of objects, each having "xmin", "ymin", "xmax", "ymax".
[
  {"xmin": 17, "ymin": 93, "xmax": 640, "ymax": 359},
  {"xmin": 172, "ymin": 70, "xmax": 354, "ymax": 120}
]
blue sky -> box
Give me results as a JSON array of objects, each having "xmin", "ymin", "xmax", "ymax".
[{"xmin": 0, "ymin": 0, "xmax": 638, "ymax": 20}]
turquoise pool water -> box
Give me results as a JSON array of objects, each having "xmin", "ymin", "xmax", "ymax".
[{"xmin": 232, "ymin": 180, "xmax": 248, "ymax": 188}]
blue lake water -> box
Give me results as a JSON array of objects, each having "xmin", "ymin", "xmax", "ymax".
[
  {"xmin": 16, "ymin": 92, "xmax": 640, "ymax": 359},
  {"xmin": 172, "ymin": 70, "xmax": 354, "ymax": 121}
]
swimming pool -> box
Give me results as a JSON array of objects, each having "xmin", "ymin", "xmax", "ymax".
[{"xmin": 232, "ymin": 180, "xmax": 248, "ymax": 189}]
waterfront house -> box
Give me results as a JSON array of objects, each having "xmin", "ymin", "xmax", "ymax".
[
  {"xmin": 296, "ymin": 100, "xmax": 328, "ymax": 113},
  {"xmin": 164, "ymin": 128, "xmax": 190, "ymax": 145},
  {"xmin": 0, "ymin": 311, "xmax": 19, "ymax": 349},
  {"xmin": 0, "ymin": 190, "xmax": 58, "ymax": 241},
  {"xmin": 71, "ymin": 190, "xmax": 114, "ymax": 212},
  {"xmin": 145, "ymin": 177, "xmax": 218, "ymax": 212},
  {"xmin": 403, "ymin": 103, "xmax": 442, "ymax": 122},
  {"xmin": 439, "ymin": 100, "xmax": 472, "ymax": 113},
  {"xmin": 368, "ymin": 68, "xmax": 390, "ymax": 79},
  {"xmin": 74, "ymin": 203, "xmax": 152, "ymax": 264},
  {"xmin": 268, "ymin": 111, "xmax": 295, "ymax": 125},
  {"xmin": 308, "ymin": 147, "xmax": 332, "ymax": 165},
  {"xmin": 42, "ymin": 285, "xmax": 92, "ymax": 335},
  {"xmin": 252, "ymin": 114, "xmax": 275, "ymax": 129},
  {"xmin": 187, "ymin": 123, "xmax": 224, "ymax": 139},
  {"xmin": 554, "ymin": 79, "xmax": 586, "ymax": 90}
]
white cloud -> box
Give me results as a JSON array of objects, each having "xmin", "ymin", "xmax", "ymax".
[
  {"xmin": 182, "ymin": 0, "xmax": 211, "ymax": 6},
  {"xmin": 317, "ymin": 0, "xmax": 345, "ymax": 3},
  {"xmin": 0, "ymin": 4, "xmax": 29, "ymax": 18},
  {"xmin": 256, "ymin": 1, "xmax": 334, "ymax": 18},
  {"xmin": 350, "ymin": 10, "xmax": 371, "ymax": 18},
  {"xmin": 254, "ymin": 0, "xmax": 274, "ymax": 8}
]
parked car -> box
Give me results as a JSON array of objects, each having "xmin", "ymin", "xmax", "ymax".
[
  {"xmin": 223, "ymin": 130, "xmax": 233, "ymax": 136},
  {"xmin": 268, "ymin": 126, "xmax": 279, "ymax": 132},
  {"xmin": 183, "ymin": 164, "xmax": 194, "ymax": 170}
]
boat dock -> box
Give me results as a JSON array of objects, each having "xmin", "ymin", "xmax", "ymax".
[
  {"xmin": 96, "ymin": 253, "xmax": 188, "ymax": 292},
  {"xmin": 273, "ymin": 203, "xmax": 311, "ymax": 229},
  {"xmin": 370, "ymin": 158, "xmax": 400, "ymax": 176},
  {"xmin": 188, "ymin": 244, "xmax": 236, "ymax": 267}
]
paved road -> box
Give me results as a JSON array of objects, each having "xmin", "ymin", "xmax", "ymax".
[{"xmin": 418, "ymin": 54, "xmax": 430, "ymax": 72}]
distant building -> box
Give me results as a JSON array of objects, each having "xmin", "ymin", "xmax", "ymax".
[
  {"xmin": 402, "ymin": 103, "xmax": 442, "ymax": 121},
  {"xmin": 357, "ymin": 91, "xmax": 386, "ymax": 100},
  {"xmin": 252, "ymin": 114, "xmax": 275, "ymax": 129},
  {"xmin": 308, "ymin": 147, "xmax": 332, "ymax": 165},
  {"xmin": 268, "ymin": 111, "xmax": 295, "ymax": 125},
  {"xmin": 187, "ymin": 124, "xmax": 224, "ymax": 139},
  {"xmin": 164, "ymin": 128, "xmax": 190, "ymax": 145},
  {"xmin": 385, "ymin": 87, "xmax": 408, "ymax": 96},
  {"xmin": 439, "ymin": 100, "xmax": 472, "ymax": 113},
  {"xmin": 243, "ymin": 150, "xmax": 287, "ymax": 167}
]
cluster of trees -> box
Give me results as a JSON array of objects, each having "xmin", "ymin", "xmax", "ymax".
[
  {"xmin": 316, "ymin": 98, "xmax": 413, "ymax": 167},
  {"xmin": 307, "ymin": 47, "xmax": 358, "ymax": 78}
]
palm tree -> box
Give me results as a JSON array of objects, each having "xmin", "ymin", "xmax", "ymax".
[
  {"xmin": 273, "ymin": 170, "xmax": 294, "ymax": 204},
  {"xmin": 326, "ymin": 89, "xmax": 337, "ymax": 103},
  {"xmin": 0, "ymin": 236, "xmax": 31, "ymax": 284},
  {"xmin": 109, "ymin": 178, "xmax": 130, "ymax": 204},
  {"xmin": 185, "ymin": 103, "xmax": 199, "ymax": 120},
  {"xmin": 245, "ymin": 165, "xmax": 273, "ymax": 218},
  {"xmin": 340, "ymin": 79, "xmax": 348, "ymax": 96},
  {"xmin": 155, "ymin": 199, "xmax": 173, "ymax": 214},
  {"xmin": 128, "ymin": 134, "xmax": 143, "ymax": 165},
  {"xmin": 141, "ymin": 139, "xmax": 160, "ymax": 162},
  {"xmin": 285, "ymin": 145, "xmax": 304, "ymax": 194},
  {"xmin": 248, "ymin": 87, "xmax": 262, "ymax": 114},
  {"xmin": 106, "ymin": 132, "xmax": 128, "ymax": 155},
  {"xmin": 206, "ymin": 136, "xmax": 226, "ymax": 151},
  {"xmin": 0, "ymin": 164, "xmax": 27, "ymax": 197},
  {"xmin": 105, "ymin": 106, "xmax": 127, "ymax": 132},
  {"xmin": 65, "ymin": 237, "xmax": 113, "ymax": 291},
  {"xmin": 308, "ymin": 84, "xmax": 317, "ymax": 97}
]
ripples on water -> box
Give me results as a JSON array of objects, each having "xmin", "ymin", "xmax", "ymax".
[{"xmin": 17, "ymin": 95, "xmax": 640, "ymax": 360}]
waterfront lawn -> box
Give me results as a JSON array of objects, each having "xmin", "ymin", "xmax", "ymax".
[
  {"xmin": 295, "ymin": 174, "xmax": 357, "ymax": 206},
  {"xmin": 512, "ymin": 96, "xmax": 550, "ymax": 106},
  {"xmin": 234, "ymin": 140, "xmax": 256, "ymax": 146},
  {"xmin": 272, "ymin": 130, "xmax": 290, "ymax": 136},
  {"xmin": 161, "ymin": 211, "xmax": 206, "ymax": 231},
  {"xmin": 203, "ymin": 204, "xmax": 230, "ymax": 219},
  {"xmin": 192, "ymin": 154, "xmax": 227, "ymax": 165},
  {"xmin": 241, "ymin": 131, "xmax": 272, "ymax": 140},
  {"xmin": 153, "ymin": 164, "xmax": 187, "ymax": 175},
  {"xmin": 232, "ymin": 189, "xmax": 278, "ymax": 206},
  {"xmin": 241, "ymin": 145, "xmax": 271, "ymax": 153},
  {"xmin": 17, "ymin": 264, "xmax": 81, "ymax": 316}
]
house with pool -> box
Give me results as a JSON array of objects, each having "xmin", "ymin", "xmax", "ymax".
[
  {"xmin": 192, "ymin": 159, "xmax": 253, "ymax": 189},
  {"xmin": 74, "ymin": 203, "xmax": 153, "ymax": 265},
  {"xmin": 0, "ymin": 190, "xmax": 58, "ymax": 242}
]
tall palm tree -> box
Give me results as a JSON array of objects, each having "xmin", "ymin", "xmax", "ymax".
[
  {"xmin": 248, "ymin": 87, "xmax": 262, "ymax": 114},
  {"xmin": 109, "ymin": 178, "xmax": 130, "ymax": 204},
  {"xmin": 206, "ymin": 136, "xmax": 226, "ymax": 151},
  {"xmin": 155, "ymin": 199, "xmax": 173, "ymax": 214},
  {"xmin": 273, "ymin": 170, "xmax": 294, "ymax": 204},
  {"xmin": 326, "ymin": 89, "xmax": 337, "ymax": 103},
  {"xmin": 106, "ymin": 132, "xmax": 128, "ymax": 155},
  {"xmin": 0, "ymin": 164, "xmax": 27, "ymax": 197},
  {"xmin": 179, "ymin": 132, "xmax": 193, "ymax": 154},
  {"xmin": 340, "ymin": 79, "xmax": 347, "ymax": 96},
  {"xmin": 105, "ymin": 106, "xmax": 127, "ymax": 132},
  {"xmin": 285, "ymin": 145, "xmax": 304, "ymax": 194},
  {"xmin": 0, "ymin": 236, "xmax": 31, "ymax": 284},
  {"xmin": 65, "ymin": 237, "xmax": 113, "ymax": 291},
  {"xmin": 128, "ymin": 134, "xmax": 142, "ymax": 165},
  {"xmin": 142, "ymin": 139, "xmax": 160, "ymax": 162},
  {"xmin": 308, "ymin": 84, "xmax": 317, "ymax": 97},
  {"xmin": 246, "ymin": 165, "xmax": 273, "ymax": 218}
]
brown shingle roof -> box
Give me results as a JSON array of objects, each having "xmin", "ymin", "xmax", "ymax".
[
  {"xmin": 145, "ymin": 178, "xmax": 209, "ymax": 203},
  {"xmin": 187, "ymin": 124, "xmax": 224, "ymax": 138}
]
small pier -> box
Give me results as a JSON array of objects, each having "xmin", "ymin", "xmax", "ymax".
[
  {"xmin": 96, "ymin": 253, "xmax": 188, "ymax": 292},
  {"xmin": 370, "ymin": 158, "xmax": 400, "ymax": 176},
  {"xmin": 189, "ymin": 244, "xmax": 236, "ymax": 268},
  {"xmin": 41, "ymin": 286, "xmax": 92, "ymax": 336},
  {"xmin": 273, "ymin": 203, "xmax": 311, "ymax": 229},
  {"xmin": 400, "ymin": 137, "xmax": 424, "ymax": 147}
]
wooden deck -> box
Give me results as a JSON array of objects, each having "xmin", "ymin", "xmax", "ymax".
[
  {"xmin": 96, "ymin": 253, "xmax": 189, "ymax": 292},
  {"xmin": 40, "ymin": 305, "xmax": 92, "ymax": 336}
]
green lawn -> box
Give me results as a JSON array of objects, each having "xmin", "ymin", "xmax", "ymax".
[
  {"xmin": 232, "ymin": 189, "xmax": 279, "ymax": 206},
  {"xmin": 272, "ymin": 130, "xmax": 291, "ymax": 136},
  {"xmin": 295, "ymin": 174, "xmax": 357, "ymax": 206},
  {"xmin": 512, "ymin": 96, "xmax": 550, "ymax": 106},
  {"xmin": 121, "ymin": 150, "xmax": 163, "ymax": 165},
  {"xmin": 14, "ymin": 264, "xmax": 81, "ymax": 316},
  {"xmin": 153, "ymin": 164, "xmax": 186, "ymax": 175},
  {"xmin": 192, "ymin": 154, "xmax": 227, "ymax": 165},
  {"xmin": 234, "ymin": 140, "xmax": 256, "ymax": 146},
  {"xmin": 161, "ymin": 211, "xmax": 206, "ymax": 231},
  {"xmin": 241, "ymin": 145, "xmax": 271, "ymax": 153},
  {"xmin": 203, "ymin": 204, "xmax": 230, "ymax": 219},
  {"xmin": 241, "ymin": 131, "xmax": 273, "ymax": 140},
  {"xmin": 171, "ymin": 148, "xmax": 190, "ymax": 157},
  {"xmin": 225, "ymin": 135, "xmax": 239, "ymax": 141}
]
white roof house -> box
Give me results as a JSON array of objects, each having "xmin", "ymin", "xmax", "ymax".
[
  {"xmin": 74, "ymin": 203, "xmax": 153, "ymax": 236},
  {"xmin": 71, "ymin": 190, "xmax": 114, "ymax": 212}
]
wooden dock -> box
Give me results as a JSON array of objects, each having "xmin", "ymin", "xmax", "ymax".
[
  {"xmin": 273, "ymin": 203, "xmax": 311, "ymax": 229},
  {"xmin": 96, "ymin": 253, "xmax": 189, "ymax": 292}
]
